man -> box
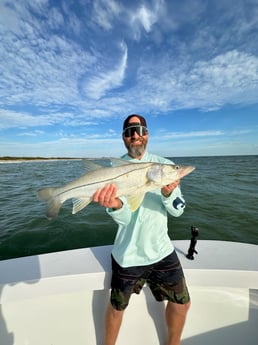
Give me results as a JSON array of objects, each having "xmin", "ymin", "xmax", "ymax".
[{"xmin": 93, "ymin": 114, "xmax": 190, "ymax": 345}]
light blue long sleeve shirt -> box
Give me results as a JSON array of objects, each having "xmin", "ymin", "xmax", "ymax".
[{"xmin": 106, "ymin": 151, "xmax": 186, "ymax": 267}]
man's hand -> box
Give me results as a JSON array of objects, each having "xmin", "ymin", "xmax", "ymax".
[
  {"xmin": 93, "ymin": 183, "xmax": 123, "ymax": 210},
  {"xmin": 161, "ymin": 180, "xmax": 180, "ymax": 197}
]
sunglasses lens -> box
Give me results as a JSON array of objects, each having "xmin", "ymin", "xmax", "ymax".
[{"xmin": 124, "ymin": 126, "xmax": 147, "ymax": 137}]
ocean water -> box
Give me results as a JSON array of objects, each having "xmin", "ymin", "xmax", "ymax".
[{"xmin": 0, "ymin": 155, "xmax": 257, "ymax": 260}]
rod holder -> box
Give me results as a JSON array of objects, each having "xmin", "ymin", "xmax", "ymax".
[{"xmin": 186, "ymin": 225, "xmax": 199, "ymax": 260}]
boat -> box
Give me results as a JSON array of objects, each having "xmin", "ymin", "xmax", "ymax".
[{"xmin": 0, "ymin": 240, "xmax": 257, "ymax": 344}]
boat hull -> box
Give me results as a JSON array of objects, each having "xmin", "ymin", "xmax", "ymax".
[{"xmin": 0, "ymin": 240, "xmax": 257, "ymax": 344}]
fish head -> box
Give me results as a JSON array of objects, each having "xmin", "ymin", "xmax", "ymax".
[
  {"xmin": 162, "ymin": 164, "xmax": 195, "ymax": 184},
  {"xmin": 147, "ymin": 163, "xmax": 195, "ymax": 185}
]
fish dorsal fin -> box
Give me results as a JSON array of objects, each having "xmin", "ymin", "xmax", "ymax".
[
  {"xmin": 108, "ymin": 158, "xmax": 131, "ymax": 167},
  {"xmin": 127, "ymin": 192, "xmax": 146, "ymax": 212},
  {"xmin": 83, "ymin": 157, "xmax": 130, "ymax": 172},
  {"xmin": 72, "ymin": 197, "xmax": 91, "ymax": 214},
  {"xmin": 83, "ymin": 159, "xmax": 104, "ymax": 173}
]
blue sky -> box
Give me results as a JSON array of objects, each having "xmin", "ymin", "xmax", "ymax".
[{"xmin": 0, "ymin": 0, "xmax": 258, "ymax": 158}]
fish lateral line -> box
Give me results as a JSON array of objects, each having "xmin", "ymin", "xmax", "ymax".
[{"xmin": 54, "ymin": 165, "xmax": 154, "ymax": 198}]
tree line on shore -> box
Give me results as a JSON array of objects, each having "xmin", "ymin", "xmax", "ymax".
[{"xmin": 0, "ymin": 156, "xmax": 78, "ymax": 161}]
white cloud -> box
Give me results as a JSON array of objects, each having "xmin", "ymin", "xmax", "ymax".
[
  {"xmin": 0, "ymin": 109, "xmax": 51, "ymax": 129},
  {"xmin": 133, "ymin": 5, "xmax": 157, "ymax": 32},
  {"xmin": 128, "ymin": 0, "xmax": 165, "ymax": 40},
  {"xmin": 1, "ymin": 0, "xmax": 258, "ymax": 119},
  {"xmin": 82, "ymin": 43, "xmax": 128, "ymax": 100},
  {"xmin": 133, "ymin": 49, "xmax": 258, "ymax": 112},
  {"xmin": 0, "ymin": 1, "xmax": 98, "ymax": 109},
  {"xmin": 0, "ymin": 135, "xmax": 123, "ymax": 158},
  {"xmin": 152, "ymin": 128, "xmax": 255, "ymax": 142},
  {"xmin": 0, "ymin": 0, "xmax": 258, "ymax": 159},
  {"xmin": 93, "ymin": 0, "xmax": 121, "ymax": 30},
  {"xmin": 18, "ymin": 130, "xmax": 45, "ymax": 137},
  {"xmin": 153, "ymin": 130, "xmax": 225, "ymax": 140},
  {"xmin": 0, "ymin": 108, "xmax": 95, "ymax": 130}
]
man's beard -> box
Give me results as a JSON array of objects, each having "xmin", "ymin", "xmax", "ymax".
[{"xmin": 126, "ymin": 142, "xmax": 146, "ymax": 158}]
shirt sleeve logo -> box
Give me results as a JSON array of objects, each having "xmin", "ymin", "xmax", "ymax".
[{"xmin": 173, "ymin": 197, "xmax": 186, "ymax": 210}]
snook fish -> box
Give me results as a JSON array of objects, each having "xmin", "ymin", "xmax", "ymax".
[{"xmin": 37, "ymin": 158, "xmax": 195, "ymax": 220}]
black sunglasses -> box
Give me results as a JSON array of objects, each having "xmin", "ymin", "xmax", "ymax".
[{"xmin": 123, "ymin": 125, "xmax": 148, "ymax": 137}]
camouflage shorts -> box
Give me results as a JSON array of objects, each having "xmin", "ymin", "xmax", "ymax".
[{"xmin": 110, "ymin": 251, "xmax": 190, "ymax": 310}]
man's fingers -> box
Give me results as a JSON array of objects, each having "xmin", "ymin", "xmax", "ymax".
[{"xmin": 93, "ymin": 184, "xmax": 118, "ymax": 207}]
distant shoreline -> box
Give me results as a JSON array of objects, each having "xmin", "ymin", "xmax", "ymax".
[
  {"xmin": 0, "ymin": 157, "xmax": 82, "ymax": 163},
  {"xmin": 0, "ymin": 154, "xmax": 257, "ymax": 164}
]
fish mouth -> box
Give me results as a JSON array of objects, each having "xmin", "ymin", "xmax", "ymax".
[{"xmin": 179, "ymin": 165, "xmax": 195, "ymax": 178}]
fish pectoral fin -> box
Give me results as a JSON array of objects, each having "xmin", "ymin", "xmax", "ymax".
[
  {"xmin": 127, "ymin": 193, "xmax": 146, "ymax": 212},
  {"xmin": 72, "ymin": 197, "xmax": 92, "ymax": 214}
]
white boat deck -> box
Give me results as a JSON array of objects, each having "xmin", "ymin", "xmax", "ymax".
[{"xmin": 0, "ymin": 240, "xmax": 258, "ymax": 345}]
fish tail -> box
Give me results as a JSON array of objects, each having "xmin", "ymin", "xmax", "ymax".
[{"xmin": 37, "ymin": 187, "xmax": 62, "ymax": 220}]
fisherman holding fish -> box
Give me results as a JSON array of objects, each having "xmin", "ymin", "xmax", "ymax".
[
  {"xmin": 38, "ymin": 114, "xmax": 193, "ymax": 344},
  {"xmin": 93, "ymin": 115, "xmax": 191, "ymax": 345}
]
